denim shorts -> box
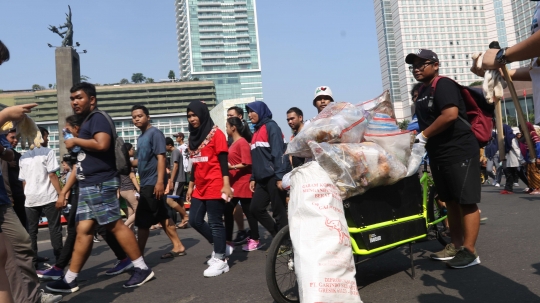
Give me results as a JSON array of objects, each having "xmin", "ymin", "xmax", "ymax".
[{"xmin": 76, "ymin": 178, "xmax": 121, "ymax": 225}]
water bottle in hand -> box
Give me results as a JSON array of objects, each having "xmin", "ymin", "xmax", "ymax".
[{"xmin": 62, "ymin": 128, "xmax": 81, "ymax": 153}]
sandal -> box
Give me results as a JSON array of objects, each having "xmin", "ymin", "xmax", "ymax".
[
  {"xmin": 160, "ymin": 250, "xmax": 187, "ymax": 259},
  {"xmin": 176, "ymin": 221, "xmax": 190, "ymax": 229}
]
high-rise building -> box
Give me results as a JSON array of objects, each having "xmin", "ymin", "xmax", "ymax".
[
  {"xmin": 175, "ymin": 0, "xmax": 263, "ymax": 103},
  {"xmin": 374, "ymin": 0, "xmax": 536, "ymax": 120}
]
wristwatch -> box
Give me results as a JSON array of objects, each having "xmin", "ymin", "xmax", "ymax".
[{"xmin": 495, "ymin": 47, "xmax": 509, "ymax": 65}]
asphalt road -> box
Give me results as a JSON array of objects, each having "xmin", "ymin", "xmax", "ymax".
[{"xmin": 34, "ymin": 183, "xmax": 540, "ymax": 303}]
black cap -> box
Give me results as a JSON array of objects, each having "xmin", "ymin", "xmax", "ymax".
[{"xmin": 405, "ymin": 49, "xmax": 439, "ymax": 64}]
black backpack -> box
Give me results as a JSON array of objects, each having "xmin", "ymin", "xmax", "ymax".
[{"xmin": 82, "ymin": 109, "xmax": 131, "ymax": 175}]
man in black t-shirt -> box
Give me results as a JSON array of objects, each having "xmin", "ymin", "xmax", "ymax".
[{"xmin": 406, "ymin": 49, "xmax": 481, "ymax": 269}]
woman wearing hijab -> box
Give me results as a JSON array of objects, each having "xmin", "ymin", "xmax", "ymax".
[
  {"xmin": 501, "ymin": 124, "xmax": 524, "ymax": 194},
  {"xmin": 186, "ymin": 101, "xmax": 234, "ymax": 277},
  {"xmin": 525, "ymin": 122, "xmax": 540, "ymax": 194},
  {"xmin": 246, "ymin": 101, "xmax": 291, "ymax": 239}
]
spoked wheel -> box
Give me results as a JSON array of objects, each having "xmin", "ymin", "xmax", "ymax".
[
  {"xmin": 427, "ymin": 186, "xmax": 450, "ymax": 247},
  {"xmin": 265, "ymin": 225, "xmax": 299, "ymax": 303}
]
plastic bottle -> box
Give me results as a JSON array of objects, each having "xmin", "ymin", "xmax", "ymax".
[{"xmin": 62, "ymin": 128, "xmax": 81, "ymax": 153}]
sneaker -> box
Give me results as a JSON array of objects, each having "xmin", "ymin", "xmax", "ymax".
[
  {"xmin": 123, "ymin": 267, "xmax": 155, "ymax": 288},
  {"xmin": 242, "ymin": 239, "xmax": 262, "ymax": 252},
  {"xmin": 430, "ymin": 243, "xmax": 458, "ymax": 261},
  {"xmin": 233, "ymin": 230, "xmax": 249, "ymax": 245},
  {"xmin": 93, "ymin": 236, "xmax": 100, "ymax": 243},
  {"xmin": 106, "ymin": 258, "xmax": 133, "ymax": 276},
  {"xmin": 447, "ymin": 247, "xmax": 481, "ymax": 268},
  {"xmin": 203, "ymin": 258, "xmax": 229, "ymax": 277},
  {"xmin": 494, "ymin": 183, "xmax": 500, "ymax": 187},
  {"xmin": 523, "ymin": 187, "xmax": 530, "ymax": 192},
  {"xmin": 207, "ymin": 251, "xmax": 216, "ymax": 265},
  {"xmin": 500, "ymin": 190, "xmax": 514, "ymax": 194},
  {"xmin": 514, "ymin": 183, "xmax": 519, "ymax": 187},
  {"xmin": 46, "ymin": 278, "xmax": 79, "ymax": 293},
  {"xmin": 40, "ymin": 290, "xmax": 63, "ymax": 303},
  {"xmin": 37, "ymin": 266, "xmax": 63, "ymax": 280}
]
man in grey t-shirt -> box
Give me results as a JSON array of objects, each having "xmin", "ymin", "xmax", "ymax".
[{"xmin": 165, "ymin": 137, "xmax": 189, "ymax": 229}]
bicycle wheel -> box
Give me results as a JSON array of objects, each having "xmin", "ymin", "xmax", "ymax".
[
  {"xmin": 427, "ymin": 186, "xmax": 450, "ymax": 247},
  {"xmin": 265, "ymin": 225, "xmax": 299, "ymax": 303}
]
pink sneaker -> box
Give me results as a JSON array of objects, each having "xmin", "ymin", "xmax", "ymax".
[{"xmin": 242, "ymin": 239, "xmax": 261, "ymax": 252}]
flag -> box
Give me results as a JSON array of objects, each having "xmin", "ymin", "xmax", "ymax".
[{"xmin": 524, "ymin": 89, "xmax": 527, "ymax": 97}]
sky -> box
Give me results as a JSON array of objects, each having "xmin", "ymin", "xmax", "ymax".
[{"xmin": 0, "ymin": 0, "xmax": 383, "ymax": 137}]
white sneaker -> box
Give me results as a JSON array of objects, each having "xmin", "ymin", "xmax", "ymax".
[
  {"xmin": 203, "ymin": 258, "xmax": 229, "ymax": 277},
  {"xmin": 207, "ymin": 251, "xmax": 216, "ymax": 265},
  {"xmin": 514, "ymin": 183, "xmax": 519, "ymax": 187},
  {"xmin": 494, "ymin": 183, "xmax": 500, "ymax": 187},
  {"xmin": 226, "ymin": 244, "xmax": 234, "ymax": 257}
]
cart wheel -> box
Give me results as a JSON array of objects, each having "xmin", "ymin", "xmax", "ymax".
[
  {"xmin": 427, "ymin": 186, "xmax": 450, "ymax": 247},
  {"xmin": 265, "ymin": 225, "xmax": 299, "ymax": 303}
]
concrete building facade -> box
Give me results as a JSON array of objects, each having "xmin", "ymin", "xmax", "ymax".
[
  {"xmin": 0, "ymin": 81, "xmax": 216, "ymax": 156},
  {"xmin": 374, "ymin": 0, "xmax": 536, "ymax": 120},
  {"xmin": 175, "ymin": 0, "xmax": 263, "ymax": 103}
]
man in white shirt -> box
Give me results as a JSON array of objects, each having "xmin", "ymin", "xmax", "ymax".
[{"xmin": 19, "ymin": 127, "xmax": 63, "ymax": 269}]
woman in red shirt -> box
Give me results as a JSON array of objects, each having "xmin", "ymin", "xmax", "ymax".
[
  {"xmin": 224, "ymin": 117, "xmax": 261, "ymax": 252},
  {"xmin": 186, "ymin": 101, "xmax": 233, "ymax": 278}
]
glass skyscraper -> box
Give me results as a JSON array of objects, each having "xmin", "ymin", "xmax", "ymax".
[
  {"xmin": 374, "ymin": 0, "xmax": 535, "ymax": 120},
  {"xmin": 175, "ymin": 0, "xmax": 263, "ymax": 103}
]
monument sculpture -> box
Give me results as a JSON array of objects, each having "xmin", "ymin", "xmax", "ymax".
[
  {"xmin": 48, "ymin": 5, "xmax": 74, "ymax": 47},
  {"xmin": 48, "ymin": 5, "xmax": 80, "ymax": 159}
]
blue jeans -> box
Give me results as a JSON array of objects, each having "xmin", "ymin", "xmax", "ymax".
[{"xmin": 189, "ymin": 198, "xmax": 226, "ymax": 260}]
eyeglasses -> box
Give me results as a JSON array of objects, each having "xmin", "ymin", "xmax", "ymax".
[{"xmin": 409, "ymin": 61, "xmax": 434, "ymax": 72}]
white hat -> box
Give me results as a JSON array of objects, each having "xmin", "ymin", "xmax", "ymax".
[{"xmin": 313, "ymin": 86, "xmax": 334, "ymax": 104}]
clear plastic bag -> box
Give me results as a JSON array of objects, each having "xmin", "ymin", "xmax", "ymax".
[
  {"xmin": 309, "ymin": 141, "xmax": 407, "ymax": 199},
  {"xmin": 286, "ymin": 102, "xmax": 367, "ymax": 158},
  {"xmin": 406, "ymin": 143, "xmax": 426, "ymax": 177},
  {"xmin": 358, "ymin": 90, "xmax": 395, "ymax": 120},
  {"xmin": 364, "ymin": 131, "xmax": 413, "ymax": 166}
]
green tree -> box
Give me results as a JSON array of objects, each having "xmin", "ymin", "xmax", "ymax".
[
  {"xmin": 32, "ymin": 84, "xmax": 45, "ymax": 91},
  {"xmin": 145, "ymin": 78, "xmax": 155, "ymax": 83},
  {"xmin": 469, "ymin": 80, "xmax": 483, "ymax": 86},
  {"xmin": 192, "ymin": 77, "xmax": 199, "ymax": 81},
  {"xmin": 48, "ymin": 84, "xmax": 53, "ymax": 89},
  {"xmin": 120, "ymin": 78, "xmax": 129, "ymax": 85},
  {"xmin": 80, "ymin": 75, "xmax": 91, "ymax": 82},
  {"xmin": 398, "ymin": 119, "xmax": 410, "ymax": 130},
  {"xmin": 131, "ymin": 73, "xmax": 146, "ymax": 83},
  {"xmin": 168, "ymin": 70, "xmax": 175, "ymax": 80}
]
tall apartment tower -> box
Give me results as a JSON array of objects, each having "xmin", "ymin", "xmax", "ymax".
[
  {"xmin": 374, "ymin": 0, "xmax": 536, "ymax": 120},
  {"xmin": 175, "ymin": 0, "xmax": 263, "ymax": 103}
]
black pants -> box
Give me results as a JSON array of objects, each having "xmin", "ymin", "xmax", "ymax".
[
  {"xmin": 504, "ymin": 167, "xmax": 518, "ymax": 192},
  {"xmin": 12, "ymin": 194, "xmax": 27, "ymax": 231},
  {"xmin": 250, "ymin": 177, "xmax": 288, "ymax": 237},
  {"xmin": 517, "ymin": 166, "xmax": 529, "ymax": 187},
  {"xmin": 56, "ymin": 189, "xmax": 126, "ymax": 269},
  {"xmin": 224, "ymin": 198, "xmax": 259, "ymax": 241},
  {"xmin": 26, "ymin": 202, "xmax": 63, "ymax": 269}
]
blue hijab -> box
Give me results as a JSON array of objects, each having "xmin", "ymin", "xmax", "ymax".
[
  {"xmin": 246, "ymin": 101, "xmax": 273, "ymax": 128},
  {"xmin": 503, "ymin": 124, "xmax": 515, "ymax": 153}
]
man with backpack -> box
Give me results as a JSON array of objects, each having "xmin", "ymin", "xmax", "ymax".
[
  {"xmin": 407, "ymin": 49, "xmax": 481, "ymax": 269},
  {"xmin": 47, "ymin": 83, "xmax": 154, "ymax": 293}
]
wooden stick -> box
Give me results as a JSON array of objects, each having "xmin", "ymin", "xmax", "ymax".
[
  {"xmin": 494, "ymin": 98, "xmax": 506, "ymax": 160},
  {"xmin": 501, "ymin": 66, "xmax": 536, "ymax": 159}
]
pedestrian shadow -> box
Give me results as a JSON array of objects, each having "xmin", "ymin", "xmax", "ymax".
[
  {"xmin": 63, "ymin": 277, "xmax": 138, "ymax": 303},
  {"xmin": 416, "ymin": 259, "xmax": 540, "ymax": 302},
  {"xmin": 355, "ymin": 245, "xmax": 414, "ymax": 289},
  {"xmin": 532, "ymin": 262, "xmax": 540, "ymax": 275}
]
